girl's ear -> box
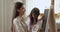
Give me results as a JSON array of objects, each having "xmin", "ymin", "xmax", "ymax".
[{"xmin": 32, "ymin": 14, "xmax": 34, "ymax": 18}]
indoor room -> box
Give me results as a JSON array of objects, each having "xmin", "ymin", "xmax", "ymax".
[{"xmin": 0, "ymin": 0, "xmax": 60, "ymax": 32}]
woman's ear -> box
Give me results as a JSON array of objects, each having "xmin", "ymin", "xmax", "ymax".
[{"xmin": 17, "ymin": 9, "xmax": 19, "ymax": 13}]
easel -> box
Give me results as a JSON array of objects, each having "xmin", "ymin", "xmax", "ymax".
[{"xmin": 41, "ymin": 0, "xmax": 57, "ymax": 32}]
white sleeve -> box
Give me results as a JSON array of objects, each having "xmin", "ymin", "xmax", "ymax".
[
  {"xmin": 13, "ymin": 19, "xmax": 24, "ymax": 32},
  {"xmin": 25, "ymin": 17, "xmax": 30, "ymax": 31}
]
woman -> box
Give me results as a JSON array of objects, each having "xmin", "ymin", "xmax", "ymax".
[
  {"xmin": 11, "ymin": 2, "xmax": 28, "ymax": 32},
  {"xmin": 26, "ymin": 8, "xmax": 44, "ymax": 32}
]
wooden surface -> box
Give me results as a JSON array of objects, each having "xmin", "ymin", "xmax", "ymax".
[{"xmin": 48, "ymin": 0, "xmax": 57, "ymax": 32}]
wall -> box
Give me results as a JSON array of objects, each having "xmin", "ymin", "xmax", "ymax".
[
  {"xmin": 0, "ymin": 0, "xmax": 3, "ymax": 32},
  {"xmin": 2, "ymin": 0, "xmax": 14, "ymax": 32}
]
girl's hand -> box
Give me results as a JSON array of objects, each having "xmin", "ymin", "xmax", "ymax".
[{"xmin": 37, "ymin": 28, "xmax": 42, "ymax": 32}]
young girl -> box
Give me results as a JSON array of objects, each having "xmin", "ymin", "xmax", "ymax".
[{"xmin": 26, "ymin": 8, "xmax": 44, "ymax": 32}]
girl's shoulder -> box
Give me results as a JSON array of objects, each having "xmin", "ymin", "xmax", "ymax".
[
  {"xmin": 26, "ymin": 16, "xmax": 30, "ymax": 20},
  {"xmin": 25, "ymin": 16, "xmax": 30, "ymax": 24}
]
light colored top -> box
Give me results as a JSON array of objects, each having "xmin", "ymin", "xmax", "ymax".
[
  {"xmin": 25, "ymin": 16, "xmax": 43, "ymax": 32},
  {"xmin": 13, "ymin": 16, "xmax": 28, "ymax": 32}
]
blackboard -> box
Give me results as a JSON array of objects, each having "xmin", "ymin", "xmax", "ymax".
[{"xmin": 41, "ymin": 9, "xmax": 49, "ymax": 32}]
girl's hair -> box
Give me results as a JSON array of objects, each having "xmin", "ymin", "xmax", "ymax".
[
  {"xmin": 11, "ymin": 2, "xmax": 23, "ymax": 32},
  {"xmin": 30, "ymin": 7, "xmax": 40, "ymax": 25}
]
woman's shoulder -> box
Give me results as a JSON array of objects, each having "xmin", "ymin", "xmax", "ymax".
[{"xmin": 13, "ymin": 17, "xmax": 18, "ymax": 24}]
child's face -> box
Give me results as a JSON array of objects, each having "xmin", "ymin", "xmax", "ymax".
[{"xmin": 32, "ymin": 13, "xmax": 38, "ymax": 19}]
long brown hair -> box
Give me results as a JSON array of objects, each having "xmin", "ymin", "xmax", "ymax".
[
  {"xmin": 11, "ymin": 2, "xmax": 23, "ymax": 32},
  {"xmin": 30, "ymin": 8, "xmax": 40, "ymax": 25}
]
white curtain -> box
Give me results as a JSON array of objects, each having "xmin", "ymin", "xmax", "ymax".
[{"xmin": 26, "ymin": 0, "xmax": 51, "ymax": 16}]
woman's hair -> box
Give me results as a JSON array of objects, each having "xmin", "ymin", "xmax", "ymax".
[
  {"xmin": 13, "ymin": 2, "xmax": 23, "ymax": 19},
  {"xmin": 11, "ymin": 2, "xmax": 23, "ymax": 32},
  {"xmin": 30, "ymin": 7, "xmax": 40, "ymax": 25}
]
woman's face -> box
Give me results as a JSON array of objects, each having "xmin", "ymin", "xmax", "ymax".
[{"xmin": 17, "ymin": 6, "xmax": 25, "ymax": 16}]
